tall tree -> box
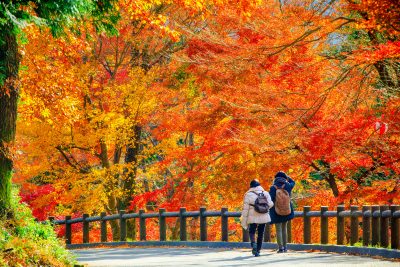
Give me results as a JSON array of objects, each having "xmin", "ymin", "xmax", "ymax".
[{"xmin": 0, "ymin": 0, "xmax": 117, "ymax": 216}]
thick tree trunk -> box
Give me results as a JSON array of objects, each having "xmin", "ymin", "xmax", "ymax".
[
  {"xmin": 122, "ymin": 125, "xmax": 142, "ymax": 205},
  {"xmin": 98, "ymin": 138, "xmax": 121, "ymax": 240},
  {"xmin": 109, "ymin": 219, "xmax": 120, "ymax": 241},
  {"xmin": 171, "ymin": 218, "xmax": 180, "ymax": 240},
  {"xmin": 120, "ymin": 125, "xmax": 142, "ymax": 240},
  {"xmin": 107, "ymin": 191, "xmax": 120, "ymax": 241},
  {"xmin": 126, "ymin": 207, "xmax": 137, "ymax": 241},
  {"xmin": 0, "ymin": 28, "xmax": 20, "ymax": 217}
]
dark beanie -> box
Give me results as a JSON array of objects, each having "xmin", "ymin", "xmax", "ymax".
[
  {"xmin": 250, "ymin": 179, "xmax": 260, "ymax": 188},
  {"xmin": 275, "ymin": 171, "xmax": 288, "ymax": 179}
]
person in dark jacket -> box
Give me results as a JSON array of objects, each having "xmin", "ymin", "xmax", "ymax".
[{"xmin": 269, "ymin": 171, "xmax": 295, "ymax": 253}]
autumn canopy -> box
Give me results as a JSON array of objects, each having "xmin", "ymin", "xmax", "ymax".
[{"xmin": 0, "ymin": 0, "xmax": 399, "ymax": 242}]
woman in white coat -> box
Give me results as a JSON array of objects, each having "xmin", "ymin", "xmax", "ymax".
[{"xmin": 241, "ymin": 179, "xmax": 274, "ymax": 257}]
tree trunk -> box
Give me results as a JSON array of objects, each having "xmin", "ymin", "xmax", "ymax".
[
  {"xmin": 122, "ymin": 125, "xmax": 142, "ymax": 204},
  {"xmin": 0, "ymin": 28, "xmax": 20, "ymax": 217},
  {"xmin": 106, "ymin": 191, "xmax": 120, "ymax": 241},
  {"xmin": 366, "ymin": 31, "xmax": 399, "ymax": 95},
  {"xmin": 311, "ymin": 161, "xmax": 340, "ymax": 198},
  {"xmin": 171, "ymin": 218, "xmax": 180, "ymax": 240},
  {"xmin": 126, "ymin": 207, "xmax": 137, "ymax": 241},
  {"xmin": 325, "ymin": 173, "xmax": 339, "ymax": 198},
  {"xmin": 98, "ymin": 138, "xmax": 121, "ymax": 240},
  {"xmin": 120, "ymin": 125, "xmax": 142, "ymax": 240}
]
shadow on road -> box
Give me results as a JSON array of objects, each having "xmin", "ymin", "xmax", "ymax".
[{"xmin": 74, "ymin": 247, "xmax": 399, "ymax": 266}]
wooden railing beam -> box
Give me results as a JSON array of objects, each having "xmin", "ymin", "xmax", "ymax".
[
  {"xmin": 200, "ymin": 207, "xmax": 207, "ymax": 241},
  {"xmin": 303, "ymin": 206, "xmax": 311, "ymax": 244},
  {"xmin": 180, "ymin": 207, "xmax": 187, "ymax": 241},
  {"xmin": 362, "ymin": 206, "xmax": 371, "ymax": 247},
  {"xmin": 51, "ymin": 205, "xmax": 398, "ymax": 248},
  {"xmin": 221, "ymin": 207, "xmax": 228, "ymax": 242},
  {"xmin": 139, "ymin": 209, "xmax": 146, "ymax": 241},
  {"xmin": 371, "ymin": 205, "xmax": 380, "ymax": 246},
  {"xmin": 120, "ymin": 210, "xmax": 127, "ymax": 242},
  {"xmin": 65, "ymin": 215, "xmax": 72, "ymax": 245},
  {"xmin": 337, "ymin": 206, "xmax": 345, "ymax": 245},
  {"xmin": 159, "ymin": 208, "xmax": 166, "ymax": 241},
  {"xmin": 100, "ymin": 212, "xmax": 107, "ymax": 243},
  {"xmin": 380, "ymin": 205, "xmax": 389, "ymax": 248},
  {"xmin": 350, "ymin": 206, "xmax": 358, "ymax": 246},
  {"xmin": 391, "ymin": 205, "xmax": 400, "ymax": 250}
]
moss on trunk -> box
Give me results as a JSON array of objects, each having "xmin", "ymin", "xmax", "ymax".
[{"xmin": 0, "ymin": 26, "xmax": 20, "ymax": 217}]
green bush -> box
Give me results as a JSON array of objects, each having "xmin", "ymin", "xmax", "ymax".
[{"xmin": 0, "ymin": 189, "xmax": 76, "ymax": 267}]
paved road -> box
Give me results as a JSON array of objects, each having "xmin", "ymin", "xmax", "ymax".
[{"xmin": 74, "ymin": 247, "xmax": 399, "ymax": 266}]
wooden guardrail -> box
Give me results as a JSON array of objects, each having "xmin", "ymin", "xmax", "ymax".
[{"xmin": 49, "ymin": 205, "xmax": 400, "ymax": 249}]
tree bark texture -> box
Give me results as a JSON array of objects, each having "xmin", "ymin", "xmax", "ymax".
[
  {"xmin": 0, "ymin": 27, "xmax": 20, "ymax": 217},
  {"xmin": 121, "ymin": 125, "xmax": 142, "ymax": 240}
]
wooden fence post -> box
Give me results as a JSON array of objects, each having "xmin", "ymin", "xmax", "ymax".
[
  {"xmin": 320, "ymin": 206, "xmax": 328, "ymax": 244},
  {"xmin": 337, "ymin": 205, "xmax": 345, "ymax": 245},
  {"xmin": 83, "ymin": 214, "xmax": 89, "ymax": 244},
  {"xmin": 264, "ymin": 223, "xmax": 271, "ymax": 242},
  {"xmin": 120, "ymin": 210, "xmax": 126, "ymax": 242},
  {"xmin": 350, "ymin": 206, "xmax": 358, "ymax": 245},
  {"xmin": 391, "ymin": 205, "xmax": 400, "ymax": 250},
  {"xmin": 200, "ymin": 207, "xmax": 207, "ymax": 241},
  {"xmin": 159, "ymin": 208, "xmax": 166, "ymax": 241},
  {"xmin": 242, "ymin": 227, "xmax": 249, "ymax": 242},
  {"xmin": 371, "ymin": 205, "xmax": 380, "ymax": 246},
  {"xmin": 380, "ymin": 205, "xmax": 389, "ymax": 248},
  {"xmin": 362, "ymin": 206, "xmax": 371, "ymax": 247},
  {"xmin": 303, "ymin": 206, "xmax": 311, "ymax": 244},
  {"xmin": 65, "ymin": 215, "xmax": 72, "ymax": 245},
  {"xmin": 180, "ymin": 207, "xmax": 187, "ymax": 241},
  {"xmin": 221, "ymin": 207, "xmax": 228, "ymax": 242},
  {"xmin": 100, "ymin": 212, "xmax": 107, "ymax": 242},
  {"xmin": 139, "ymin": 209, "xmax": 146, "ymax": 241}
]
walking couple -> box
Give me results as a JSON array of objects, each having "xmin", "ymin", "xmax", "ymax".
[{"xmin": 241, "ymin": 171, "xmax": 295, "ymax": 257}]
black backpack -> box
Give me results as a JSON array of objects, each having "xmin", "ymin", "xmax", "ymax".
[{"xmin": 250, "ymin": 191, "xmax": 269, "ymax": 214}]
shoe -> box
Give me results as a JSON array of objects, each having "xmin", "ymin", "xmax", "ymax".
[
  {"xmin": 283, "ymin": 246, "xmax": 288, "ymax": 253},
  {"xmin": 256, "ymin": 242, "xmax": 262, "ymax": 253},
  {"xmin": 251, "ymin": 242, "xmax": 257, "ymax": 256},
  {"xmin": 254, "ymin": 252, "xmax": 260, "ymax": 257},
  {"xmin": 277, "ymin": 248, "xmax": 284, "ymax": 253}
]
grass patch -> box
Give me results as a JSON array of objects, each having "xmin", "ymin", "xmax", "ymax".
[
  {"xmin": 352, "ymin": 241, "xmax": 390, "ymax": 249},
  {"xmin": 0, "ymin": 189, "xmax": 76, "ymax": 267}
]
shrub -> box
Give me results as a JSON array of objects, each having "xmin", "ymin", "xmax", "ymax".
[{"xmin": 0, "ymin": 189, "xmax": 76, "ymax": 267}]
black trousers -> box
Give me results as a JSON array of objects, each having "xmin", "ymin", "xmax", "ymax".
[{"xmin": 248, "ymin": 223, "xmax": 266, "ymax": 251}]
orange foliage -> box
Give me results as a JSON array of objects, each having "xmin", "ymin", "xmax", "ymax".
[{"xmin": 13, "ymin": 0, "xmax": 400, "ymax": 244}]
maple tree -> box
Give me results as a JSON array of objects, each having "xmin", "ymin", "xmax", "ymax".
[
  {"xmin": 17, "ymin": 25, "xmax": 164, "ymax": 239},
  {"xmin": 0, "ymin": 0, "xmax": 119, "ymax": 217},
  {"xmin": 1, "ymin": 0, "xmax": 224, "ymax": 218},
  {"xmin": 133, "ymin": 0, "xmax": 400, "ymax": 213},
  {"xmin": 6, "ymin": 0, "xmax": 399, "ymax": 246},
  {"xmin": 137, "ymin": 0, "xmax": 399, "ymax": 241},
  {"xmin": 15, "ymin": 0, "xmax": 244, "ymax": 241},
  {"xmin": 303, "ymin": 0, "xmax": 400, "ymax": 204}
]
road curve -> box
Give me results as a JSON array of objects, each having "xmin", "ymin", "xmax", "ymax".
[{"xmin": 74, "ymin": 247, "xmax": 399, "ymax": 267}]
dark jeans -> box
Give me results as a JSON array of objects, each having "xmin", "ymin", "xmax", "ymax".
[{"xmin": 248, "ymin": 223, "xmax": 266, "ymax": 251}]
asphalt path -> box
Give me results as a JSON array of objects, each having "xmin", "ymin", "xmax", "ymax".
[{"xmin": 74, "ymin": 247, "xmax": 399, "ymax": 267}]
